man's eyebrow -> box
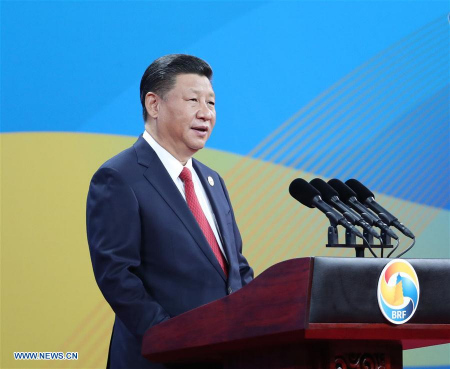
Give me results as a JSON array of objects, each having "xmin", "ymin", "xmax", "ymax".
[{"xmin": 188, "ymin": 88, "xmax": 215, "ymax": 97}]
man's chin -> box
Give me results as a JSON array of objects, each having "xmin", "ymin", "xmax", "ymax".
[
  {"xmin": 188, "ymin": 148, "xmax": 202, "ymax": 157},
  {"xmin": 188, "ymin": 142, "xmax": 207, "ymax": 153}
]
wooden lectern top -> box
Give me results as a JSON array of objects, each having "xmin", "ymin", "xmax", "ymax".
[{"xmin": 142, "ymin": 257, "xmax": 450, "ymax": 364}]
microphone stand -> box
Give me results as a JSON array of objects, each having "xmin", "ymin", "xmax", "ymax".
[
  {"xmin": 362, "ymin": 229, "xmax": 374, "ymax": 258},
  {"xmin": 327, "ymin": 225, "xmax": 385, "ymax": 258},
  {"xmin": 327, "ymin": 220, "xmax": 364, "ymax": 258},
  {"xmin": 380, "ymin": 231, "xmax": 390, "ymax": 258},
  {"xmin": 328, "ymin": 225, "xmax": 339, "ymax": 245},
  {"xmin": 352, "ymin": 229, "xmax": 363, "ymax": 258},
  {"xmin": 327, "ymin": 221, "xmax": 339, "ymax": 246}
]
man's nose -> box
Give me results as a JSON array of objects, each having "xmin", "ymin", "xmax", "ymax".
[{"xmin": 197, "ymin": 101, "xmax": 214, "ymax": 120}]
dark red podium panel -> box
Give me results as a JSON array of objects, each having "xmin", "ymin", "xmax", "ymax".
[{"xmin": 142, "ymin": 257, "xmax": 450, "ymax": 369}]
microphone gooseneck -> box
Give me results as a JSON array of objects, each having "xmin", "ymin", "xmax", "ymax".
[
  {"xmin": 345, "ymin": 179, "xmax": 415, "ymax": 239},
  {"xmin": 289, "ymin": 178, "xmax": 363, "ymax": 239},
  {"xmin": 310, "ymin": 178, "xmax": 381, "ymax": 240},
  {"xmin": 328, "ymin": 179, "xmax": 399, "ymax": 240}
]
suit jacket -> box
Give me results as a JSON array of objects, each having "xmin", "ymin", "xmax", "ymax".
[{"xmin": 86, "ymin": 135, "xmax": 253, "ymax": 369}]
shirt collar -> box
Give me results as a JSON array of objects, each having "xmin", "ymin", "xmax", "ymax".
[{"xmin": 143, "ymin": 130, "xmax": 193, "ymax": 181}]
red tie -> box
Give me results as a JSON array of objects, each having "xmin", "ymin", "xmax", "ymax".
[{"xmin": 179, "ymin": 167, "xmax": 228, "ymax": 277}]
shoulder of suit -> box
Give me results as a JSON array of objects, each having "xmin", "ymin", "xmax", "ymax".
[{"xmin": 98, "ymin": 145, "xmax": 137, "ymax": 173}]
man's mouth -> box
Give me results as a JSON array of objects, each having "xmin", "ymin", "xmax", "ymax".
[{"xmin": 191, "ymin": 126, "xmax": 208, "ymax": 133}]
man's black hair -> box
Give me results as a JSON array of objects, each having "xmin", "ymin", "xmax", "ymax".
[{"xmin": 140, "ymin": 54, "xmax": 213, "ymax": 121}]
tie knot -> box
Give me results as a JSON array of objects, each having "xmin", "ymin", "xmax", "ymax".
[{"xmin": 179, "ymin": 167, "xmax": 193, "ymax": 182}]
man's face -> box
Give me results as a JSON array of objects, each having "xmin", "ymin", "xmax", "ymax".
[{"xmin": 150, "ymin": 73, "xmax": 216, "ymax": 162}]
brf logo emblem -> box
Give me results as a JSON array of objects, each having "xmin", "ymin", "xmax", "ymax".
[{"xmin": 377, "ymin": 259, "xmax": 420, "ymax": 324}]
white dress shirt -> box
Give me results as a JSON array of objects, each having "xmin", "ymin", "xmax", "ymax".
[{"xmin": 143, "ymin": 130, "xmax": 227, "ymax": 261}]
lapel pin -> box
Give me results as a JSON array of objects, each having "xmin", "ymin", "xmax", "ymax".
[{"xmin": 208, "ymin": 176, "xmax": 215, "ymax": 186}]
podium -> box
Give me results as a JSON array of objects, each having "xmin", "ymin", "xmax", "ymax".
[{"xmin": 142, "ymin": 257, "xmax": 450, "ymax": 368}]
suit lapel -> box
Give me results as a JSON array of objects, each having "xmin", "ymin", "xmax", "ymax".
[
  {"xmin": 133, "ymin": 136, "xmax": 226, "ymax": 281},
  {"xmin": 193, "ymin": 159, "xmax": 233, "ymax": 266}
]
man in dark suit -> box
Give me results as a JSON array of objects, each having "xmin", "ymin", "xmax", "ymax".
[{"xmin": 86, "ymin": 54, "xmax": 254, "ymax": 369}]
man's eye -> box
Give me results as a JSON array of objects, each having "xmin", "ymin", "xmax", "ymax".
[
  {"xmin": 208, "ymin": 101, "xmax": 215, "ymax": 106},
  {"xmin": 189, "ymin": 98, "xmax": 198, "ymax": 102}
]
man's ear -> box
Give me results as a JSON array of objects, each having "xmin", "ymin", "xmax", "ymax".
[{"xmin": 145, "ymin": 92, "xmax": 160, "ymax": 119}]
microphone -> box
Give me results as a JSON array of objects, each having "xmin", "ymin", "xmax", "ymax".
[
  {"xmin": 328, "ymin": 179, "xmax": 399, "ymax": 240},
  {"xmin": 289, "ymin": 178, "xmax": 363, "ymax": 238},
  {"xmin": 310, "ymin": 178, "xmax": 381, "ymax": 239},
  {"xmin": 345, "ymin": 179, "xmax": 415, "ymax": 239}
]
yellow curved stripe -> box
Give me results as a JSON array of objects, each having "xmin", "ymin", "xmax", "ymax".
[{"xmin": 380, "ymin": 275, "xmax": 401, "ymax": 306}]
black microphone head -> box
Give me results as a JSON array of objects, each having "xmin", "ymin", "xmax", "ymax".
[
  {"xmin": 289, "ymin": 178, "xmax": 321, "ymax": 208},
  {"xmin": 345, "ymin": 179, "xmax": 375, "ymax": 202},
  {"xmin": 328, "ymin": 179, "xmax": 357, "ymax": 203},
  {"xmin": 309, "ymin": 178, "xmax": 339, "ymax": 204}
]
